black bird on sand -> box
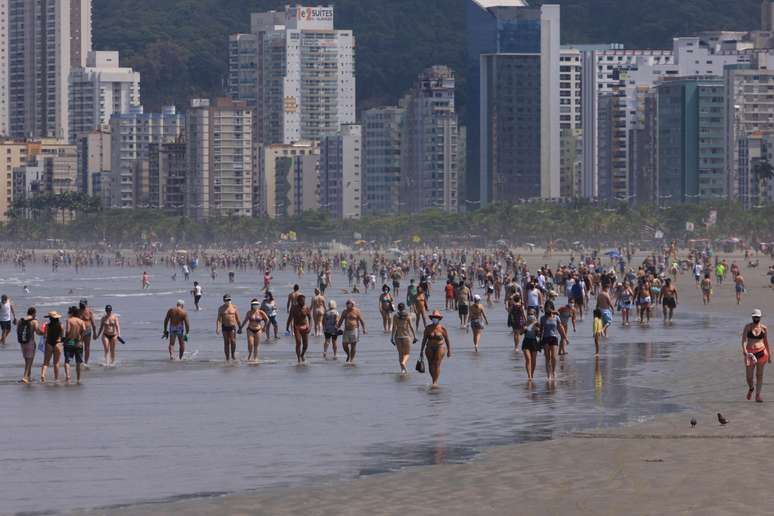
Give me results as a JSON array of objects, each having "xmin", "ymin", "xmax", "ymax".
[{"xmin": 717, "ymin": 413, "xmax": 729, "ymax": 425}]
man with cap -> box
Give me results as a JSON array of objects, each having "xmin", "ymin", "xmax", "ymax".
[
  {"xmin": 217, "ymin": 294, "xmax": 241, "ymax": 363},
  {"xmin": 78, "ymin": 299, "xmax": 96, "ymax": 368},
  {"xmin": 96, "ymin": 305, "xmax": 121, "ymax": 366},
  {"xmin": 164, "ymin": 300, "xmax": 190, "ymax": 360}
]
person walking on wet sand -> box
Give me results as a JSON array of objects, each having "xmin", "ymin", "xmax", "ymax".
[
  {"xmin": 661, "ymin": 278, "xmax": 678, "ymax": 322},
  {"xmin": 287, "ymin": 294, "xmax": 311, "ymax": 363},
  {"xmin": 742, "ymin": 309, "xmax": 771, "ymax": 403},
  {"xmin": 238, "ymin": 299, "xmax": 268, "ymax": 362},
  {"xmin": 0, "ymin": 294, "xmax": 16, "ymax": 345},
  {"xmin": 18, "ymin": 307, "xmax": 41, "ymax": 384},
  {"xmin": 78, "ymin": 299, "xmax": 96, "ymax": 368},
  {"xmin": 164, "ymin": 300, "xmax": 190, "ymax": 360},
  {"xmin": 337, "ymin": 299, "xmax": 367, "ymax": 363},
  {"xmin": 63, "ymin": 306, "xmax": 86, "ymax": 384},
  {"xmin": 735, "ymin": 273, "xmax": 746, "ymax": 305},
  {"xmin": 468, "ymin": 295, "xmax": 488, "ymax": 352},
  {"xmin": 40, "ymin": 311, "xmax": 63, "ymax": 383},
  {"xmin": 391, "ymin": 302, "xmax": 416, "ymax": 374},
  {"xmin": 217, "ymin": 294, "xmax": 241, "ymax": 363},
  {"xmin": 142, "ymin": 271, "xmax": 150, "ymax": 290},
  {"xmin": 95, "ymin": 305, "xmax": 121, "ymax": 366},
  {"xmin": 420, "ymin": 310, "xmax": 451, "ymax": 387}
]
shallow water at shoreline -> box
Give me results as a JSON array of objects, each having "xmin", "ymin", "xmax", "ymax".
[{"xmin": 0, "ymin": 264, "xmax": 737, "ymax": 515}]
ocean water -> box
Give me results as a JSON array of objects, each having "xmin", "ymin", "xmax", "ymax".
[{"xmin": 0, "ymin": 264, "xmax": 735, "ymax": 515}]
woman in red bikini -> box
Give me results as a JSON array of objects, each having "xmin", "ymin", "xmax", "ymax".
[
  {"xmin": 742, "ymin": 309, "xmax": 771, "ymax": 403},
  {"xmin": 286, "ymin": 295, "xmax": 311, "ymax": 364}
]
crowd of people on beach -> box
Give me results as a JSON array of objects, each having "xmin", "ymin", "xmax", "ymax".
[{"xmin": 1, "ymin": 243, "xmax": 770, "ymax": 397}]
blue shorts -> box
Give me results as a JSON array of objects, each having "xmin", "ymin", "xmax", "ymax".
[{"xmin": 601, "ymin": 309, "xmax": 613, "ymax": 326}]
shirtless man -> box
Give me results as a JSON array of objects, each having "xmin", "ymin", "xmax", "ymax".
[
  {"xmin": 311, "ymin": 288, "xmax": 326, "ymax": 337},
  {"xmin": 337, "ymin": 299, "xmax": 367, "ymax": 363},
  {"xmin": 95, "ymin": 304, "xmax": 121, "ymax": 366},
  {"xmin": 735, "ymin": 273, "xmax": 746, "ymax": 305},
  {"xmin": 287, "ymin": 284, "xmax": 301, "ymax": 313},
  {"xmin": 557, "ymin": 300, "xmax": 577, "ymax": 355},
  {"xmin": 164, "ymin": 300, "xmax": 190, "ymax": 360},
  {"xmin": 63, "ymin": 306, "xmax": 87, "ymax": 384},
  {"xmin": 78, "ymin": 299, "xmax": 97, "ymax": 367},
  {"xmin": 286, "ymin": 294, "xmax": 311, "ymax": 363},
  {"xmin": 238, "ymin": 299, "xmax": 269, "ymax": 362},
  {"xmin": 701, "ymin": 272, "xmax": 713, "ymax": 305},
  {"xmin": 661, "ymin": 278, "xmax": 679, "ymax": 322},
  {"xmin": 595, "ymin": 285, "xmax": 614, "ymax": 337},
  {"xmin": 142, "ymin": 271, "xmax": 150, "ymax": 290},
  {"xmin": 217, "ymin": 294, "xmax": 241, "ymax": 363},
  {"xmin": 457, "ymin": 282, "xmax": 471, "ymax": 329}
]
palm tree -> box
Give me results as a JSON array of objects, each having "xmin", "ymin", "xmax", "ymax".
[{"xmin": 752, "ymin": 159, "xmax": 774, "ymax": 207}]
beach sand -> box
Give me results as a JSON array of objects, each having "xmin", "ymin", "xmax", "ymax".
[{"xmin": 95, "ymin": 252, "xmax": 774, "ymax": 516}]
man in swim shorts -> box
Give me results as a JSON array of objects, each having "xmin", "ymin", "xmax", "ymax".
[
  {"xmin": 164, "ymin": 300, "xmax": 190, "ymax": 360},
  {"xmin": 217, "ymin": 294, "xmax": 241, "ymax": 363},
  {"xmin": 337, "ymin": 299, "xmax": 367, "ymax": 363}
]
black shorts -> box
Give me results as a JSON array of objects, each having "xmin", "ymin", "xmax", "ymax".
[
  {"xmin": 542, "ymin": 337, "xmax": 559, "ymax": 347},
  {"xmin": 458, "ymin": 305, "xmax": 469, "ymax": 316},
  {"xmin": 194, "ymin": 295, "xmax": 202, "ymax": 304},
  {"xmin": 523, "ymin": 337, "xmax": 539, "ymax": 352},
  {"xmin": 0, "ymin": 320, "xmax": 10, "ymax": 331},
  {"xmin": 663, "ymin": 297, "xmax": 676, "ymax": 309},
  {"xmin": 63, "ymin": 344, "xmax": 84, "ymax": 364}
]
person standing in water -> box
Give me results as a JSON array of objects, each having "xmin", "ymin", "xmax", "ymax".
[
  {"xmin": 191, "ymin": 281, "xmax": 203, "ymax": 311},
  {"xmin": 63, "ymin": 306, "xmax": 86, "ymax": 384},
  {"xmin": 540, "ymin": 306, "xmax": 567, "ymax": 382},
  {"xmin": 95, "ymin": 305, "xmax": 121, "ymax": 367},
  {"xmin": 322, "ymin": 300, "xmax": 340, "ymax": 360},
  {"xmin": 337, "ymin": 299, "xmax": 367, "ymax": 364},
  {"xmin": 216, "ymin": 294, "xmax": 241, "ymax": 363},
  {"xmin": 261, "ymin": 292, "xmax": 279, "ymax": 340},
  {"xmin": 742, "ymin": 309, "xmax": 771, "ymax": 403},
  {"xmin": 391, "ymin": 303, "xmax": 416, "ymax": 374},
  {"xmin": 420, "ymin": 310, "xmax": 451, "ymax": 387},
  {"xmin": 379, "ymin": 285, "xmax": 395, "ymax": 333},
  {"xmin": 40, "ymin": 311, "xmax": 63, "ymax": 383},
  {"xmin": 163, "ymin": 300, "xmax": 190, "ymax": 360},
  {"xmin": 287, "ymin": 294, "xmax": 311, "ymax": 363},
  {"xmin": 0, "ymin": 294, "xmax": 17, "ymax": 346},
  {"xmin": 311, "ymin": 289, "xmax": 326, "ymax": 337},
  {"xmin": 142, "ymin": 271, "xmax": 150, "ymax": 290},
  {"xmin": 468, "ymin": 295, "xmax": 489, "ymax": 352},
  {"xmin": 735, "ymin": 272, "xmax": 746, "ymax": 305},
  {"xmin": 18, "ymin": 307, "xmax": 40, "ymax": 384},
  {"xmin": 238, "ymin": 299, "xmax": 268, "ymax": 362},
  {"xmin": 78, "ymin": 299, "xmax": 97, "ymax": 368},
  {"xmin": 661, "ymin": 278, "xmax": 679, "ymax": 322}
]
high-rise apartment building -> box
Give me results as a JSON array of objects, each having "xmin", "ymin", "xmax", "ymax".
[
  {"xmin": 8, "ymin": 0, "xmax": 93, "ymax": 140},
  {"xmin": 227, "ymin": 33, "xmax": 257, "ymax": 109},
  {"xmin": 400, "ymin": 66, "xmax": 461, "ymax": 214},
  {"xmin": 109, "ymin": 105, "xmax": 183, "ymax": 209},
  {"xmin": 185, "ymin": 98, "xmax": 253, "ymax": 220},
  {"xmin": 231, "ymin": 6, "xmax": 355, "ymax": 145},
  {"xmin": 362, "ymin": 106, "xmax": 404, "ymax": 214},
  {"xmin": 466, "ymin": 0, "xmax": 560, "ymax": 204},
  {"xmin": 559, "ymin": 47, "xmax": 583, "ymax": 198},
  {"xmin": 477, "ymin": 4, "xmax": 561, "ymax": 205},
  {"xmin": 69, "ymin": 51, "xmax": 140, "ymax": 143},
  {"xmin": 0, "ymin": 0, "xmax": 9, "ymax": 136},
  {"xmin": 258, "ymin": 142, "xmax": 319, "ymax": 218},
  {"xmin": 656, "ymin": 77, "xmax": 726, "ymax": 204},
  {"xmin": 76, "ymin": 128, "xmax": 110, "ymax": 197},
  {"xmin": 320, "ymin": 124, "xmax": 362, "ymax": 219},
  {"xmin": 725, "ymin": 54, "xmax": 774, "ymax": 206}
]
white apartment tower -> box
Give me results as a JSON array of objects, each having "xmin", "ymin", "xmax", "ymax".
[
  {"xmin": 69, "ymin": 51, "xmax": 140, "ymax": 143},
  {"xmin": 186, "ymin": 98, "xmax": 254, "ymax": 220},
  {"xmin": 232, "ymin": 5, "xmax": 355, "ymax": 145},
  {"xmin": 8, "ymin": 0, "xmax": 93, "ymax": 139},
  {"xmin": 109, "ymin": 105, "xmax": 183, "ymax": 209}
]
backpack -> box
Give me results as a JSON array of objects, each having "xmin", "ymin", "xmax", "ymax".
[
  {"xmin": 17, "ymin": 318, "xmax": 32, "ymax": 344},
  {"xmin": 571, "ymin": 282, "xmax": 583, "ymax": 298}
]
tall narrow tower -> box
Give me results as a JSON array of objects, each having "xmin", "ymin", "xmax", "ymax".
[{"xmin": 763, "ymin": 0, "xmax": 774, "ymax": 31}]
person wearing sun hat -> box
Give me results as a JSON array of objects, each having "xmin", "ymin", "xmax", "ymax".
[
  {"xmin": 40, "ymin": 311, "xmax": 63, "ymax": 383},
  {"xmin": 420, "ymin": 310, "xmax": 451, "ymax": 387},
  {"xmin": 742, "ymin": 308, "xmax": 771, "ymax": 403}
]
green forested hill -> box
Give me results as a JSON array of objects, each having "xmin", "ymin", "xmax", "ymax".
[{"xmin": 93, "ymin": 0, "xmax": 762, "ymax": 111}]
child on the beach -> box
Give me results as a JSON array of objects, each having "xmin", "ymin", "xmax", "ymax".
[{"xmin": 593, "ymin": 308, "xmax": 604, "ymax": 356}]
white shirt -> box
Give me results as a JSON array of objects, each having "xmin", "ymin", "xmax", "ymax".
[
  {"xmin": 0, "ymin": 301, "xmax": 11, "ymax": 322},
  {"xmin": 194, "ymin": 285, "xmax": 202, "ymax": 296}
]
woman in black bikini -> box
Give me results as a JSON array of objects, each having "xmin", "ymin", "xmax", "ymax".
[
  {"xmin": 742, "ymin": 309, "xmax": 771, "ymax": 403},
  {"xmin": 420, "ymin": 310, "xmax": 451, "ymax": 387},
  {"xmin": 239, "ymin": 299, "xmax": 269, "ymax": 362}
]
